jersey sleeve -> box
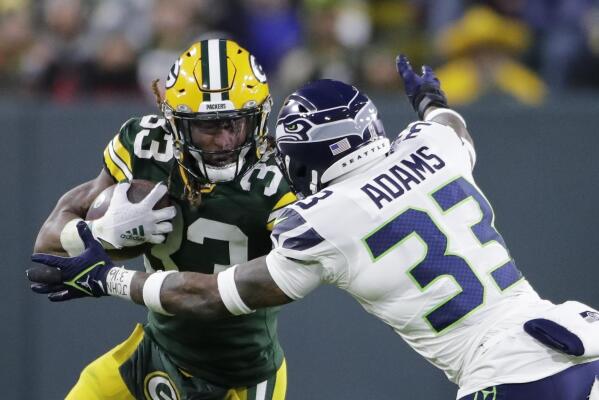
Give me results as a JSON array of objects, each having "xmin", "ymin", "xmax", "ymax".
[
  {"xmin": 241, "ymin": 149, "xmax": 297, "ymax": 231},
  {"xmin": 265, "ymin": 206, "xmax": 343, "ymax": 300},
  {"xmin": 393, "ymin": 121, "xmax": 476, "ymax": 173},
  {"xmin": 102, "ymin": 118, "xmax": 137, "ymax": 182},
  {"xmin": 266, "ymin": 191, "xmax": 297, "ymax": 231}
]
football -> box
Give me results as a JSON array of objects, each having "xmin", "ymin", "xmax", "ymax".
[{"xmin": 86, "ymin": 179, "xmax": 172, "ymax": 259}]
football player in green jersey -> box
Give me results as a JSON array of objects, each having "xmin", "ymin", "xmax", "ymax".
[{"xmin": 33, "ymin": 39, "xmax": 295, "ymax": 400}]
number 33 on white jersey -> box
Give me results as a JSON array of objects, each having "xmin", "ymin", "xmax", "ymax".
[{"xmin": 267, "ymin": 122, "xmax": 567, "ymax": 396}]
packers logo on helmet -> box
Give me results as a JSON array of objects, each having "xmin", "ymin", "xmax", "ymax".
[{"xmin": 162, "ymin": 39, "xmax": 272, "ymax": 193}]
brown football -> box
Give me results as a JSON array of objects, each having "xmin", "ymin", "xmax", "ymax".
[{"xmin": 86, "ymin": 179, "xmax": 172, "ymax": 259}]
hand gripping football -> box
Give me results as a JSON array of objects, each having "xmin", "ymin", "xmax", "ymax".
[
  {"xmin": 87, "ymin": 179, "xmax": 173, "ymax": 259},
  {"xmin": 87, "ymin": 179, "xmax": 172, "ymax": 220}
]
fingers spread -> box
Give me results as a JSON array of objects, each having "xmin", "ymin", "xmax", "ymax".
[
  {"xmin": 112, "ymin": 181, "xmax": 131, "ymax": 202},
  {"xmin": 48, "ymin": 290, "xmax": 76, "ymax": 302},
  {"xmin": 147, "ymin": 234, "xmax": 166, "ymax": 245},
  {"xmin": 153, "ymin": 206, "xmax": 176, "ymax": 222},
  {"xmin": 155, "ymin": 221, "xmax": 173, "ymax": 234},
  {"xmin": 421, "ymin": 65, "xmax": 439, "ymax": 83},
  {"xmin": 76, "ymin": 221, "xmax": 97, "ymax": 248},
  {"xmin": 31, "ymin": 252, "xmax": 71, "ymax": 268},
  {"xmin": 31, "ymin": 283, "xmax": 65, "ymax": 294},
  {"xmin": 143, "ymin": 182, "xmax": 168, "ymax": 207},
  {"xmin": 396, "ymin": 54, "xmax": 413, "ymax": 77}
]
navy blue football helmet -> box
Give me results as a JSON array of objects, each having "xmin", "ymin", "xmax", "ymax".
[{"xmin": 275, "ymin": 79, "xmax": 390, "ymax": 199}]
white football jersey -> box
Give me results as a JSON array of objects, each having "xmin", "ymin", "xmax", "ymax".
[{"xmin": 266, "ymin": 121, "xmax": 580, "ymax": 397}]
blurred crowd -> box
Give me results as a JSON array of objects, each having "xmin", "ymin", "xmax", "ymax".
[{"xmin": 1, "ymin": 0, "xmax": 598, "ymax": 106}]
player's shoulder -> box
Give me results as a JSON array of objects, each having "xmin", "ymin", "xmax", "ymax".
[
  {"xmin": 391, "ymin": 119, "xmax": 473, "ymax": 168},
  {"xmin": 274, "ymin": 187, "xmax": 336, "ymax": 236},
  {"xmin": 394, "ymin": 120, "xmax": 457, "ymax": 147},
  {"xmin": 239, "ymin": 148, "xmax": 291, "ymax": 199},
  {"xmin": 117, "ymin": 114, "xmax": 171, "ymax": 147},
  {"xmin": 103, "ymin": 114, "xmax": 174, "ymax": 182},
  {"xmin": 271, "ymin": 201, "xmax": 327, "ymax": 254}
]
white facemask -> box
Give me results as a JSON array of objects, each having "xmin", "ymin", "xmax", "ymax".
[{"xmin": 190, "ymin": 146, "xmax": 250, "ymax": 183}]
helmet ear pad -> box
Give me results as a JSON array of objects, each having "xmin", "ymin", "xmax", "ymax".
[{"xmin": 276, "ymin": 151, "xmax": 316, "ymax": 200}]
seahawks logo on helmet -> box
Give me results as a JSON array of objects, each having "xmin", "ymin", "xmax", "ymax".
[{"xmin": 276, "ymin": 89, "xmax": 380, "ymax": 146}]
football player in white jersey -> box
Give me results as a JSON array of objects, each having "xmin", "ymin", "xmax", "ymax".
[{"xmin": 29, "ymin": 55, "xmax": 599, "ymax": 399}]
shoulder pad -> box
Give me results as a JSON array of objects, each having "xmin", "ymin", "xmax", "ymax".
[
  {"xmin": 103, "ymin": 115, "xmax": 174, "ymax": 182},
  {"xmin": 118, "ymin": 115, "xmax": 170, "ymax": 148}
]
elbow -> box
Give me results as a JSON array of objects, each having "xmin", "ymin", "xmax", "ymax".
[{"xmin": 33, "ymin": 225, "xmax": 52, "ymax": 253}]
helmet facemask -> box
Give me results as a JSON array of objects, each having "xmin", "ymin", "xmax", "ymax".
[{"xmin": 167, "ymin": 107, "xmax": 263, "ymax": 183}]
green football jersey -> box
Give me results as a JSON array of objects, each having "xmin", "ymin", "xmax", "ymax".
[{"xmin": 102, "ymin": 114, "xmax": 296, "ymax": 387}]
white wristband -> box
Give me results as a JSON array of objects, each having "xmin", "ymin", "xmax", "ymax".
[
  {"xmin": 217, "ymin": 265, "xmax": 255, "ymax": 315},
  {"xmin": 60, "ymin": 218, "xmax": 86, "ymax": 256},
  {"xmin": 105, "ymin": 267, "xmax": 136, "ymax": 299},
  {"xmin": 424, "ymin": 108, "xmax": 467, "ymax": 127},
  {"xmin": 142, "ymin": 270, "xmax": 176, "ymax": 316}
]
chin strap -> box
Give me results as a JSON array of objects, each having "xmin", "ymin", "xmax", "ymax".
[{"xmin": 177, "ymin": 163, "xmax": 202, "ymax": 207}]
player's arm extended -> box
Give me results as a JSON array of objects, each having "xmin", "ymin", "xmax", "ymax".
[
  {"xmin": 27, "ymin": 221, "xmax": 293, "ymax": 318},
  {"xmin": 34, "ymin": 169, "xmax": 114, "ymax": 255},
  {"xmin": 135, "ymin": 256, "xmax": 293, "ymax": 319},
  {"xmin": 396, "ymin": 55, "xmax": 474, "ymax": 150}
]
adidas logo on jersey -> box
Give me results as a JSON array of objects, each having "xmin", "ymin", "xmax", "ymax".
[{"xmin": 121, "ymin": 226, "xmax": 145, "ymax": 242}]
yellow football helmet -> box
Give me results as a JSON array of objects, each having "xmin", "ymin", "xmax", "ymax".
[{"xmin": 162, "ymin": 39, "xmax": 272, "ymax": 190}]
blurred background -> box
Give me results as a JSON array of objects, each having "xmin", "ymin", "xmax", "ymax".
[
  {"xmin": 2, "ymin": 0, "xmax": 599, "ymax": 102},
  {"xmin": 2, "ymin": 0, "xmax": 599, "ymax": 399}
]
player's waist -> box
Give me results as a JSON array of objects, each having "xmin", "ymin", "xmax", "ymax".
[
  {"xmin": 144, "ymin": 322, "xmax": 284, "ymax": 387},
  {"xmin": 146, "ymin": 312, "xmax": 282, "ymax": 353},
  {"xmin": 403, "ymin": 284, "xmax": 544, "ymax": 384},
  {"xmin": 457, "ymin": 294, "xmax": 560, "ymax": 390}
]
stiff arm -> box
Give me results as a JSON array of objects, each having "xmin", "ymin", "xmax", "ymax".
[
  {"xmin": 29, "ymin": 108, "xmax": 474, "ymax": 318},
  {"xmin": 128, "ymin": 255, "xmax": 293, "ymax": 319}
]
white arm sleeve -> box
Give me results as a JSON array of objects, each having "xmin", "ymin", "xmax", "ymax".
[
  {"xmin": 423, "ymin": 109, "xmax": 476, "ymax": 171},
  {"xmin": 266, "ymin": 250, "xmax": 325, "ymax": 300}
]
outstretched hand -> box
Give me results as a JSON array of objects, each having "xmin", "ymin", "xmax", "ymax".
[
  {"xmin": 396, "ymin": 54, "xmax": 448, "ymax": 119},
  {"xmin": 27, "ymin": 221, "xmax": 114, "ymax": 301}
]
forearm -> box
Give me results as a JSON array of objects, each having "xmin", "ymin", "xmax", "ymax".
[
  {"xmin": 128, "ymin": 270, "xmax": 229, "ymax": 319},
  {"xmin": 34, "ymin": 170, "xmax": 114, "ymax": 254},
  {"xmin": 34, "ymin": 191, "xmax": 92, "ymax": 254},
  {"xmin": 29, "ymin": 226, "xmax": 291, "ymax": 318},
  {"xmin": 128, "ymin": 256, "xmax": 289, "ymax": 318}
]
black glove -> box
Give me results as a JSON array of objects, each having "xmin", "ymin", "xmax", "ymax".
[
  {"xmin": 27, "ymin": 221, "xmax": 114, "ymax": 301},
  {"xmin": 396, "ymin": 54, "xmax": 448, "ymax": 119}
]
